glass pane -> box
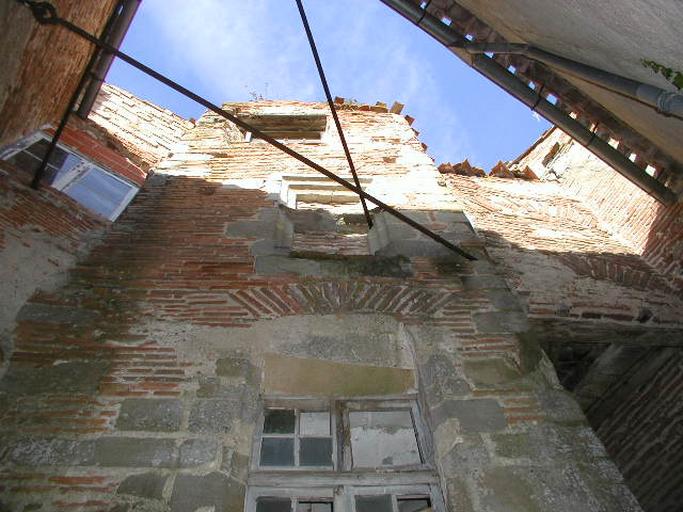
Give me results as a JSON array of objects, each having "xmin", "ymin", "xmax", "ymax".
[
  {"xmin": 297, "ymin": 502, "xmax": 333, "ymax": 512},
  {"xmin": 349, "ymin": 410, "xmax": 421, "ymax": 467},
  {"xmin": 398, "ymin": 498, "xmax": 432, "ymax": 512},
  {"xmin": 64, "ymin": 168, "xmax": 133, "ymax": 219},
  {"xmin": 256, "ymin": 497, "xmax": 291, "ymax": 512},
  {"xmin": 264, "ymin": 409, "xmax": 295, "ymax": 434},
  {"xmin": 300, "ymin": 412, "xmax": 330, "ymax": 436},
  {"xmin": 355, "ymin": 495, "xmax": 392, "ymax": 512},
  {"xmin": 260, "ymin": 437, "xmax": 294, "ymax": 466},
  {"xmin": 7, "ymin": 151, "xmax": 41, "ymax": 174},
  {"xmin": 300, "ymin": 437, "xmax": 332, "ymax": 466},
  {"xmin": 23, "ymin": 140, "xmax": 82, "ymax": 184}
]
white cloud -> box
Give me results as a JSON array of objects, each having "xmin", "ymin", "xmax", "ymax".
[{"xmin": 133, "ymin": 0, "xmax": 473, "ymax": 162}]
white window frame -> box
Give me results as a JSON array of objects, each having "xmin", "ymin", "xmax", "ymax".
[{"xmin": 1, "ymin": 131, "xmax": 139, "ymax": 221}]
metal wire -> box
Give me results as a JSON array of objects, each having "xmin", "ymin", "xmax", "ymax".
[
  {"xmin": 295, "ymin": 0, "xmax": 373, "ymax": 229},
  {"xmin": 17, "ymin": 0, "xmax": 476, "ymax": 260}
]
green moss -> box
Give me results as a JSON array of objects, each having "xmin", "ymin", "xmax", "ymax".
[{"xmin": 641, "ymin": 59, "xmax": 683, "ymax": 90}]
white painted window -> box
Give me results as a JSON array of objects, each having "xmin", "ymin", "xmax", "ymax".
[
  {"xmin": 1, "ymin": 132, "xmax": 138, "ymax": 221},
  {"xmin": 247, "ymin": 398, "xmax": 444, "ymax": 512}
]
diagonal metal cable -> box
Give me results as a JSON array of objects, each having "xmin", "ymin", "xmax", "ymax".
[
  {"xmin": 295, "ymin": 0, "xmax": 373, "ymax": 228},
  {"xmin": 15, "ymin": 0, "xmax": 476, "ymax": 260},
  {"xmin": 24, "ymin": 0, "xmax": 120, "ymax": 188}
]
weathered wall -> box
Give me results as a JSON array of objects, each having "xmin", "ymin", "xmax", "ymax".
[
  {"xmin": 517, "ymin": 128, "xmax": 683, "ymax": 293},
  {"xmin": 87, "ymin": 84, "xmax": 192, "ymax": 171},
  {"xmin": 0, "ymin": 160, "xmax": 106, "ymax": 376},
  {"xmin": 0, "ymin": 98, "xmax": 642, "ymax": 511},
  {"xmin": 0, "ymin": 0, "xmax": 118, "ymax": 146},
  {"xmin": 440, "ymin": 172, "xmax": 683, "ymax": 334},
  {"xmin": 0, "ymin": 81, "xmax": 184, "ymax": 379}
]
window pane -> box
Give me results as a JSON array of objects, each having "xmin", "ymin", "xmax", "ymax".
[
  {"xmin": 22, "ymin": 140, "xmax": 82, "ymax": 184},
  {"xmin": 296, "ymin": 502, "xmax": 332, "ymax": 512},
  {"xmin": 64, "ymin": 168, "xmax": 133, "ymax": 219},
  {"xmin": 256, "ymin": 497, "xmax": 291, "ymax": 512},
  {"xmin": 7, "ymin": 151, "xmax": 41, "ymax": 174},
  {"xmin": 355, "ymin": 495, "xmax": 392, "ymax": 512},
  {"xmin": 260, "ymin": 437, "xmax": 294, "ymax": 466},
  {"xmin": 300, "ymin": 412, "xmax": 330, "ymax": 436},
  {"xmin": 300, "ymin": 437, "xmax": 332, "ymax": 466},
  {"xmin": 264, "ymin": 409, "xmax": 295, "ymax": 434},
  {"xmin": 398, "ymin": 498, "xmax": 432, "ymax": 512},
  {"xmin": 349, "ymin": 410, "xmax": 421, "ymax": 467}
]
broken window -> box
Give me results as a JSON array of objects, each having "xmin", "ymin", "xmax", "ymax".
[
  {"xmin": 349, "ymin": 409, "xmax": 421, "ymax": 468},
  {"xmin": 241, "ymin": 114, "xmax": 327, "ymax": 142},
  {"xmin": 248, "ymin": 399, "xmax": 443, "ymax": 511},
  {"xmin": 1, "ymin": 132, "xmax": 138, "ymax": 221}
]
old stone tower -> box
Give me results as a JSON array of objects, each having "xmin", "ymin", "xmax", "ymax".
[{"xmin": 1, "ymin": 2, "xmax": 682, "ymax": 512}]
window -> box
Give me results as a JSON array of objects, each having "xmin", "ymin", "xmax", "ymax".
[
  {"xmin": 248, "ymin": 399, "xmax": 444, "ymax": 512},
  {"xmin": 258, "ymin": 409, "xmax": 334, "ymax": 468},
  {"xmin": 1, "ymin": 133, "xmax": 138, "ymax": 221},
  {"xmin": 241, "ymin": 114, "xmax": 327, "ymax": 142}
]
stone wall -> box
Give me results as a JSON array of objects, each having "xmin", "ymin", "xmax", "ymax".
[{"xmin": 0, "ymin": 96, "xmax": 642, "ymax": 511}]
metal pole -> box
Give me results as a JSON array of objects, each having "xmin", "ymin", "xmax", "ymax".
[
  {"xmin": 18, "ymin": 0, "xmax": 476, "ymax": 260},
  {"xmin": 76, "ymin": 0, "xmax": 141, "ymax": 118},
  {"xmin": 295, "ymin": 0, "xmax": 373, "ymax": 228},
  {"xmin": 380, "ymin": 0, "xmax": 677, "ymax": 205},
  {"xmin": 26, "ymin": 2, "xmax": 111, "ymax": 188}
]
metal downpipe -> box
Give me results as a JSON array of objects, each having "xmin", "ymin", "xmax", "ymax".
[
  {"xmin": 380, "ymin": 0, "xmax": 676, "ymax": 205},
  {"xmin": 459, "ymin": 42, "xmax": 683, "ymax": 121},
  {"xmin": 76, "ymin": 0, "xmax": 141, "ymax": 118}
]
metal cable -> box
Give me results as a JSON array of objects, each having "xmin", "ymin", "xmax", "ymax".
[
  {"xmin": 295, "ymin": 0, "xmax": 373, "ymax": 228},
  {"xmin": 23, "ymin": 0, "xmax": 110, "ymax": 188},
  {"xmin": 16, "ymin": 0, "xmax": 476, "ymax": 260}
]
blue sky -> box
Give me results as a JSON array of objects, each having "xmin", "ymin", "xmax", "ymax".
[{"xmin": 107, "ymin": 0, "xmax": 549, "ymax": 170}]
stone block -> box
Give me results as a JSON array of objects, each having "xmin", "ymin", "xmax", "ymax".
[
  {"xmin": 188, "ymin": 399, "xmax": 239, "ymax": 434},
  {"xmin": 116, "ymin": 398, "xmax": 182, "ymax": 432},
  {"xmin": 179, "ymin": 438, "xmax": 220, "ymax": 467},
  {"xmin": 117, "ymin": 472, "xmax": 167, "ymax": 499},
  {"xmin": 463, "ymin": 358, "xmax": 523, "ymax": 388},
  {"xmin": 171, "ymin": 472, "xmax": 245, "ymax": 512},
  {"xmin": 479, "ymin": 467, "xmax": 541, "ymax": 512},
  {"xmin": 485, "ymin": 289, "xmax": 524, "ymax": 311},
  {"xmin": 196, "ymin": 377, "xmax": 246, "ymax": 399},
  {"xmin": 255, "ymin": 255, "xmax": 322, "ymax": 276},
  {"xmin": 216, "ymin": 357, "xmax": 251, "ymax": 379},
  {"xmin": 262, "ymin": 353, "xmax": 415, "ymax": 397},
  {"xmin": 536, "ymin": 389, "xmax": 586, "ymax": 424},
  {"xmin": 0, "ymin": 360, "xmax": 109, "ymax": 395},
  {"xmin": 7, "ymin": 438, "xmax": 95, "ymax": 466},
  {"xmin": 95, "ymin": 437, "xmax": 177, "ymax": 467},
  {"xmin": 420, "ymin": 355, "xmax": 470, "ymax": 400},
  {"xmin": 16, "ymin": 303, "xmax": 100, "ymax": 324},
  {"xmin": 432, "ymin": 399, "xmax": 506, "ymax": 432},
  {"xmin": 472, "ymin": 311, "xmax": 528, "ymax": 334},
  {"xmin": 461, "ymin": 275, "xmax": 508, "ymax": 291}
]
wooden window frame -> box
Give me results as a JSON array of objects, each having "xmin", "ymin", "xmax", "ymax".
[{"xmin": 247, "ymin": 397, "xmax": 445, "ymax": 512}]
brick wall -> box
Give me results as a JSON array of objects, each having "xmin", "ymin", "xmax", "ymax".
[
  {"xmin": 593, "ymin": 348, "xmax": 683, "ymax": 512},
  {"xmin": 0, "ymin": 97, "xmax": 641, "ymax": 511},
  {"xmin": 441, "ymin": 172, "xmax": 683, "ymax": 332},
  {"xmin": 0, "ymin": 0, "xmax": 118, "ymax": 146},
  {"xmin": 517, "ymin": 128, "xmax": 683, "ymax": 293},
  {"xmin": 87, "ymin": 84, "xmax": 192, "ymax": 171}
]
